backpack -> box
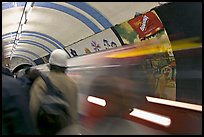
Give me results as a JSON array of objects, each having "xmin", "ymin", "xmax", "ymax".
[{"xmin": 37, "ymin": 74, "xmax": 71, "ymax": 135}]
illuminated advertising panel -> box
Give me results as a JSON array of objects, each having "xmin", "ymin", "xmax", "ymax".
[{"xmin": 113, "ymin": 10, "xmax": 176, "ymax": 100}]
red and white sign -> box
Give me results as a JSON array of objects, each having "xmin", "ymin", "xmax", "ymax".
[{"xmin": 128, "ymin": 11, "xmax": 164, "ymax": 40}]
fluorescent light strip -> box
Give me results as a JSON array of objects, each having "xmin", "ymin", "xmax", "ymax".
[
  {"xmin": 102, "ymin": 65, "xmax": 121, "ymax": 68},
  {"xmin": 87, "ymin": 96, "xmax": 106, "ymax": 107},
  {"xmin": 146, "ymin": 96, "xmax": 202, "ymax": 112},
  {"xmin": 129, "ymin": 108, "xmax": 171, "ymax": 127},
  {"xmin": 15, "ymin": 39, "xmax": 19, "ymax": 44},
  {"xmin": 16, "ymin": 33, "xmax": 22, "ymax": 39},
  {"xmin": 13, "ymin": 2, "xmax": 17, "ymax": 7},
  {"xmin": 25, "ymin": 2, "xmax": 34, "ymax": 18},
  {"xmin": 69, "ymin": 64, "xmax": 121, "ymax": 70}
]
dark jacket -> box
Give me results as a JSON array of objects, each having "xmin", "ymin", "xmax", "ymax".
[
  {"xmin": 17, "ymin": 75, "xmax": 33, "ymax": 103},
  {"xmin": 2, "ymin": 67, "xmax": 13, "ymax": 77},
  {"xmin": 2, "ymin": 70, "xmax": 37, "ymax": 135}
]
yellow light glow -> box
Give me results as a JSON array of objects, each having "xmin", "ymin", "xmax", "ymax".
[
  {"xmin": 129, "ymin": 108, "xmax": 171, "ymax": 127},
  {"xmin": 171, "ymin": 37, "xmax": 202, "ymax": 51},
  {"xmin": 87, "ymin": 96, "xmax": 106, "ymax": 106},
  {"xmin": 106, "ymin": 44, "xmax": 163, "ymax": 58},
  {"xmin": 146, "ymin": 96, "xmax": 202, "ymax": 112},
  {"xmin": 105, "ymin": 37, "xmax": 201, "ymax": 59}
]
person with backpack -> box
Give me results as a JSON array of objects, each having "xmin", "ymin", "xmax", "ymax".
[{"xmin": 29, "ymin": 49, "xmax": 78, "ymax": 135}]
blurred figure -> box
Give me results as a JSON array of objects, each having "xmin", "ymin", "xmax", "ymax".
[
  {"xmin": 81, "ymin": 75, "xmax": 136, "ymax": 135},
  {"xmin": 81, "ymin": 75, "xmax": 168, "ymax": 135},
  {"xmin": 17, "ymin": 67, "xmax": 41, "ymax": 103},
  {"xmin": 2, "ymin": 42, "xmax": 37, "ymax": 135},
  {"xmin": 29, "ymin": 49, "xmax": 78, "ymax": 134}
]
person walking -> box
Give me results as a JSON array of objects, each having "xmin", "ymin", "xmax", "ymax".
[{"xmin": 29, "ymin": 49, "xmax": 78, "ymax": 134}]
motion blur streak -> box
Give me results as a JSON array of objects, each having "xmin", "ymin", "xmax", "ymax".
[
  {"xmin": 170, "ymin": 37, "xmax": 202, "ymax": 51},
  {"xmin": 68, "ymin": 64, "xmax": 121, "ymax": 70},
  {"xmin": 105, "ymin": 43, "xmax": 164, "ymax": 58},
  {"xmin": 129, "ymin": 108, "xmax": 171, "ymax": 127},
  {"xmin": 146, "ymin": 96, "xmax": 202, "ymax": 112},
  {"xmin": 87, "ymin": 96, "xmax": 106, "ymax": 106},
  {"xmin": 105, "ymin": 37, "xmax": 201, "ymax": 59}
]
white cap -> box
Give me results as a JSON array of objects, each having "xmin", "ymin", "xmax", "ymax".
[{"xmin": 49, "ymin": 49, "xmax": 69, "ymax": 67}]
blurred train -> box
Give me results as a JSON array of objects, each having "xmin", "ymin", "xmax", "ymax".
[
  {"xmin": 31, "ymin": 38, "xmax": 201, "ymax": 135},
  {"xmin": 30, "ymin": 2, "xmax": 202, "ymax": 135}
]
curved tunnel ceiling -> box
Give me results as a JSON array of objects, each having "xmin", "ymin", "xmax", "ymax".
[{"xmin": 2, "ymin": 2, "xmax": 162, "ymax": 64}]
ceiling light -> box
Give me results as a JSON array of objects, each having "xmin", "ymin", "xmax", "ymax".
[{"xmin": 13, "ymin": 2, "xmax": 17, "ymax": 7}]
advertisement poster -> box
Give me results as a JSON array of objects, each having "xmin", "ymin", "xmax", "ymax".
[
  {"xmin": 128, "ymin": 10, "xmax": 164, "ymax": 41},
  {"xmin": 113, "ymin": 22, "xmax": 139, "ymax": 45},
  {"xmin": 113, "ymin": 10, "xmax": 176, "ymax": 100},
  {"xmin": 65, "ymin": 29, "xmax": 121, "ymax": 58}
]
